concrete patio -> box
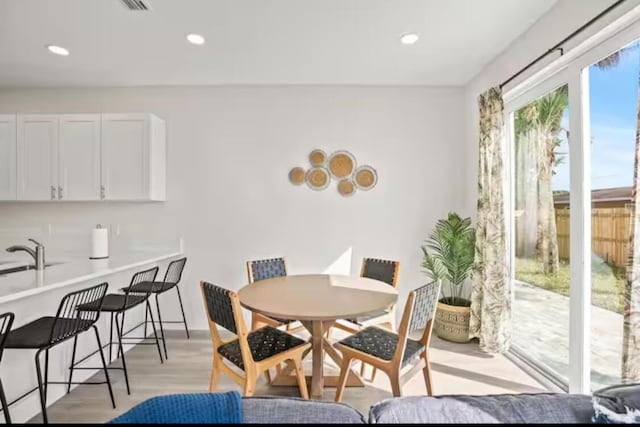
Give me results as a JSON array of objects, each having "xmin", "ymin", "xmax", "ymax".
[{"xmin": 513, "ymin": 280, "xmax": 623, "ymax": 390}]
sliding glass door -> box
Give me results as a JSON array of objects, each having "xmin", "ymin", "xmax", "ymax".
[
  {"xmin": 587, "ymin": 39, "xmax": 640, "ymax": 389},
  {"xmin": 511, "ymin": 82, "xmax": 571, "ymax": 386},
  {"xmin": 505, "ymin": 21, "xmax": 640, "ymax": 392}
]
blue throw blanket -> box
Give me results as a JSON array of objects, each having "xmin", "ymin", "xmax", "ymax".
[{"xmin": 108, "ymin": 391, "xmax": 242, "ymax": 424}]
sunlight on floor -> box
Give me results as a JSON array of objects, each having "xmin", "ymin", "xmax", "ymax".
[{"xmin": 35, "ymin": 328, "xmax": 548, "ymax": 423}]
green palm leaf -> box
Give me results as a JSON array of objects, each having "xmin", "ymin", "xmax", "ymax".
[{"xmin": 421, "ymin": 213, "xmax": 476, "ymax": 306}]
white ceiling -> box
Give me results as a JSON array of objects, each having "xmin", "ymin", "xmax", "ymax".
[{"xmin": 0, "ymin": 0, "xmax": 557, "ymax": 87}]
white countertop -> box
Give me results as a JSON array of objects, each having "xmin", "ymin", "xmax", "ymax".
[{"xmin": 0, "ymin": 251, "xmax": 182, "ymax": 304}]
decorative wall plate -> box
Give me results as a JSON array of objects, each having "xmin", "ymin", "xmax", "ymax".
[
  {"xmin": 289, "ymin": 167, "xmax": 306, "ymax": 185},
  {"xmin": 327, "ymin": 150, "xmax": 356, "ymax": 179},
  {"xmin": 337, "ymin": 178, "xmax": 355, "ymax": 197},
  {"xmin": 353, "ymin": 165, "xmax": 377, "ymax": 190},
  {"xmin": 309, "ymin": 149, "xmax": 327, "ymax": 167},
  {"xmin": 306, "ymin": 167, "xmax": 330, "ymax": 191}
]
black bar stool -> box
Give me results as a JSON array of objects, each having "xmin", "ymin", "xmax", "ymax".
[
  {"xmin": 4, "ymin": 283, "xmax": 113, "ymax": 424},
  {"xmin": 122, "ymin": 257, "xmax": 188, "ymax": 360},
  {"xmin": 75, "ymin": 266, "xmax": 161, "ymax": 395},
  {"xmin": 0, "ymin": 312, "xmax": 14, "ymax": 424}
]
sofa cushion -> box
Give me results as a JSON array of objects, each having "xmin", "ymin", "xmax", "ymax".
[
  {"xmin": 369, "ymin": 393, "xmax": 600, "ymax": 424},
  {"xmin": 242, "ymin": 396, "xmax": 366, "ymax": 424},
  {"xmin": 593, "ymin": 394, "xmax": 640, "ymax": 424},
  {"xmin": 595, "ymin": 383, "xmax": 640, "ymax": 411}
]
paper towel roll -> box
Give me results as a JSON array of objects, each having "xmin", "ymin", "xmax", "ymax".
[{"xmin": 90, "ymin": 226, "xmax": 109, "ymax": 259}]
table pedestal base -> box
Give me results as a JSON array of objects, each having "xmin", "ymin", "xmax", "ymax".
[
  {"xmin": 270, "ymin": 373, "xmax": 364, "ymax": 388},
  {"xmin": 270, "ymin": 320, "xmax": 364, "ymax": 399}
]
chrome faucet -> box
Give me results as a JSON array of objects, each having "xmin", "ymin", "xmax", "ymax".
[{"xmin": 6, "ymin": 238, "xmax": 45, "ymax": 271}]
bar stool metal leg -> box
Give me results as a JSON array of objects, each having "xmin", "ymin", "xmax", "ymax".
[
  {"xmin": 67, "ymin": 335, "xmax": 79, "ymax": 394},
  {"xmin": 176, "ymin": 286, "xmax": 190, "ymax": 339},
  {"xmin": 93, "ymin": 326, "xmax": 116, "ymax": 409},
  {"xmin": 109, "ymin": 312, "xmax": 114, "ymax": 363},
  {"xmin": 143, "ymin": 306, "xmax": 148, "ymax": 338},
  {"xmin": 154, "ymin": 295, "xmax": 168, "ymax": 360},
  {"xmin": 146, "ymin": 301, "xmax": 164, "ymax": 363},
  {"xmin": 34, "ymin": 350, "xmax": 48, "ymax": 424},
  {"xmin": 0, "ymin": 377, "xmax": 11, "ymax": 424},
  {"xmin": 43, "ymin": 349, "xmax": 49, "ymax": 403},
  {"xmin": 114, "ymin": 312, "xmax": 131, "ymax": 395}
]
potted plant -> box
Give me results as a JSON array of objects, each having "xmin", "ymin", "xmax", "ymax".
[{"xmin": 421, "ymin": 212, "xmax": 476, "ymax": 343}]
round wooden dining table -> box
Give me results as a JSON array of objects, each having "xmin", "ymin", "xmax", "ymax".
[{"xmin": 238, "ymin": 274, "xmax": 398, "ymax": 399}]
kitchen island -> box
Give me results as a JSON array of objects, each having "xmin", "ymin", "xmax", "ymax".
[{"xmin": 0, "ymin": 250, "xmax": 183, "ymax": 423}]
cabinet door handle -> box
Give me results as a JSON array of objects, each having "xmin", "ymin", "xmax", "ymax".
[
  {"xmin": 100, "ymin": 185, "xmax": 106, "ymax": 200},
  {"xmin": 58, "ymin": 186, "xmax": 63, "ymax": 200},
  {"xmin": 50, "ymin": 185, "xmax": 56, "ymax": 200}
]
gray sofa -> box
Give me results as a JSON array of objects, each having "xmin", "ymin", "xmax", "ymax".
[{"xmin": 241, "ymin": 384, "xmax": 640, "ymax": 424}]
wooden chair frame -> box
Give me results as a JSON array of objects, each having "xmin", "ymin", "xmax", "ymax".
[
  {"xmin": 246, "ymin": 258, "xmax": 305, "ymax": 334},
  {"xmin": 334, "ymin": 287, "xmax": 434, "ymax": 402},
  {"xmin": 329, "ymin": 258, "xmax": 400, "ymax": 379},
  {"xmin": 332, "ymin": 258, "xmax": 400, "ymax": 335},
  {"xmin": 200, "ymin": 281, "xmax": 311, "ymax": 398}
]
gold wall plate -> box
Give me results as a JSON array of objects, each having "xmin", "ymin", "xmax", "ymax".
[
  {"xmin": 309, "ymin": 149, "xmax": 327, "ymax": 167},
  {"xmin": 306, "ymin": 167, "xmax": 330, "ymax": 191},
  {"xmin": 289, "ymin": 167, "xmax": 306, "ymax": 185},
  {"xmin": 354, "ymin": 165, "xmax": 377, "ymax": 190},
  {"xmin": 337, "ymin": 179, "xmax": 355, "ymax": 197},
  {"xmin": 328, "ymin": 150, "xmax": 356, "ymax": 179}
]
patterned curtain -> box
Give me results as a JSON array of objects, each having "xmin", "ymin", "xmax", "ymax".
[
  {"xmin": 622, "ymin": 103, "xmax": 640, "ymax": 381},
  {"xmin": 469, "ymin": 87, "xmax": 511, "ymax": 354}
]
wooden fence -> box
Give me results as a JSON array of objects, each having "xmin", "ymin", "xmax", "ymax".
[{"xmin": 556, "ymin": 207, "xmax": 631, "ymax": 267}]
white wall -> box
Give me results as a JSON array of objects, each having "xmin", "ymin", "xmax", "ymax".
[
  {"xmin": 0, "ymin": 85, "xmax": 464, "ymax": 329},
  {"xmin": 462, "ymin": 0, "xmax": 638, "ymax": 217}
]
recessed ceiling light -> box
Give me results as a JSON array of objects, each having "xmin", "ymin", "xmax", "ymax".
[
  {"xmin": 186, "ymin": 34, "xmax": 205, "ymax": 45},
  {"xmin": 46, "ymin": 45, "xmax": 70, "ymax": 56},
  {"xmin": 400, "ymin": 34, "xmax": 419, "ymax": 45}
]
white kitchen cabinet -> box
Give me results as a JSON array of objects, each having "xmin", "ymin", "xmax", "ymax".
[
  {"xmin": 101, "ymin": 113, "xmax": 166, "ymax": 201},
  {"xmin": 58, "ymin": 114, "xmax": 101, "ymax": 201},
  {"xmin": 8, "ymin": 112, "xmax": 166, "ymax": 202},
  {"xmin": 0, "ymin": 115, "xmax": 16, "ymax": 200},
  {"xmin": 17, "ymin": 114, "xmax": 58, "ymax": 201}
]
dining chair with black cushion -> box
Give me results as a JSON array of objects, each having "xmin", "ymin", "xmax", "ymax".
[
  {"xmin": 334, "ymin": 281, "xmax": 440, "ymax": 403},
  {"xmin": 0, "ymin": 312, "xmax": 14, "ymax": 424},
  {"xmin": 341, "ymin": 258, "xmax": 400, "ymax": 331},
  {"xmin": 200, "ymin": 281, "xmax": 311, "ymax": 398},
  {"xmin": 246, "ymin": 258, "xmax": 302, "ymax": 333},
  {"xmin": 75, "ymin": 266, "xmax": 161, "ymax": 396},
  {"xmin": 5, "ymin": 283, "xmax": 114, "ymax": 424},
  {"xmin": 121, "ymin": 257, "xmax": 189, "ymax": 360},
  {"xmin": 332, "ymin": 258, "xmax": 400, "ymax": 338},
  {"xmin": 330, "ymin": 257, "xmax": 400, "ymax": 380}
]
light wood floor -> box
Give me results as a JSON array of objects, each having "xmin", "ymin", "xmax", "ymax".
[{"xmin": 30, "ymin": 328, "xmax": 550, "ymax": 423}]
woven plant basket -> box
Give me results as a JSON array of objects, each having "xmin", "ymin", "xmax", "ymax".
[{"xmin": 434, "ymin": 301, "xmax": 471, "ymax": 343}]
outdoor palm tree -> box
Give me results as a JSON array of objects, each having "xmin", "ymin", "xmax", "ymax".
[{"xmin": 515, "ymin": 85, "xmax": 568, "ymax": 274}]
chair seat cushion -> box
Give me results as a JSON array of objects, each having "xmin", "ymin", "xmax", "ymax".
[
  {"xmin": 78, "ymin": 293, "xmax": 147, "ymax": 312},
  {"xmin": 345, "ymin": 310, "xmax": 389, "ymax": 325},
  {"xmin": 5, "ymin": 316, "xmax": 93, "ymax": 349},
  {"xmin": 218, "ymin": 326, "xmax": 306, "ymax": 370},
  {"xmin": 121, "ymin": 281, "xmax": 177, "ymax": 294},
  {"xmin": 338, "ymin": 326, "xmax": 424, "ymax": 367}
]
